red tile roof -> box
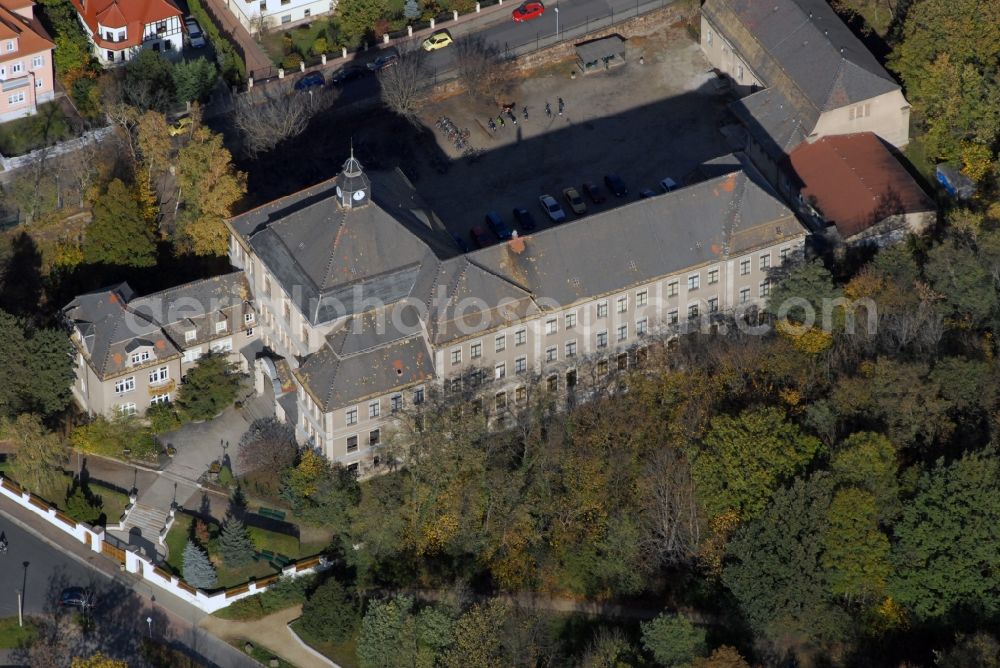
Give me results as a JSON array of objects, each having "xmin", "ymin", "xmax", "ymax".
[
  {"xmin": 0, "ymin": 0, "xmax": 54, "ymax": 59},
  {"xmin": 68, "ymin": 0, "xmax": 181, "ymax": 50},
  {"xmin": 788, "ymin": 132, "xmax": 934, "ymax": 238}
]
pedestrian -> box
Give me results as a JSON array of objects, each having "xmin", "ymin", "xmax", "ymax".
[
  {"xmin": 558, "ymin": 97, "xmax": 565, "ymax": 116},
  {"xmin": 545, "ymin": 101, "xmax": 551, "ymax": 117},
  {"xmin": 498, "ymin": 114, "xmax": 505, "ymax": 127},
  {"xmin": 523, "ymin": 105, "xmax": 528, "ymax": 119}
]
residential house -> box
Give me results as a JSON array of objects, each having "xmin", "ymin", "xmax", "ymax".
[
  {"xmin": 64, "ymin": 273, "xmax": 254, "ymax": 419},
  {"xmin": 700, "ymin": 0, "xmax": 910, "ymax": 193},
  {"xmin": 225, "ymin": 155, "xmax": 807, "ymax": 476},
  {"xmin": 226, "ymin": 0, "xmax": 333, "ymax": 33},
  {"xmin": 0, "ymin": 0, "xmax": 54, "ymax": 122},
  {"xmin": 69, "ymin": 0, "xmax": 183, "ymax": 66},
  {"xmin": 787, "ymin": 132, "xmax": 935, "ymax": 246}
]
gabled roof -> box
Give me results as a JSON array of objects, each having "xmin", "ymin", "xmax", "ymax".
[
  {"xmin": 68, "ymin": 0, "xmax": 181, "ymax": 49},
  {"xmin": 730, "ymin": 87, "xmax": 814, "ymax": 161},
  {"xmin": 0, "ymin": 0, "xmax": 53, "ymax": 57},
  {"xmin": 788, "ymin": 132, "xmax": 934, "ymax": 238}
]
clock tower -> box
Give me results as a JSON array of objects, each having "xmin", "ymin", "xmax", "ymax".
[{"xmin": 335, "ymin": 149, "xmax": 370, "ymax": 209}]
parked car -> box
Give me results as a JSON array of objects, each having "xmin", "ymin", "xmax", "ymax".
[
  {"xmin": 184, "ymin": 17, "xmax": 206, "ymax": 48},
  {"xmin": 485, "ymin": 211, "xmax": 513, "ymax": 240},
  {"xmin": 562, "ymin": 187, "xmax": 587, "ymax": 215},
  {"xmin": 582, "ymin": 182, "xmax": 606, "ymax": 204},
  {"xmin": 59, "ymin": 587, "xmax": 94, "ymax": 610},
  {"xmin": 639, "ymin": 189, "xmax": 657, "ymax": 199},
  {"xmin": 330, "ymin": 66, "xmax": 365, "ymax": 86},
  {"xmin": 659, "ymin": 177, "xmax": 678, "ymax": 192},
  {"xmin": 470, "ymin": 226, "xmax": 493, "ymax": 248},
  {"xmin": 512, "ymin": 207, "xmax": 537, "ymax": 231},
  {"xmin": 422, "ymin": 30, "xmax": 453, "ymax": 51},
  {"xmin": 512, "ymin": 1, "xmax": 545, "ymax": 22},
  {"xmin": 604, "ymin": 174, "xmax": 628, "ymax": 197},
  {"xmin": 294, "ymin": 71, "xmax": 325, "ymax": 91},
  {"xmin": 451, "ymin": 233, "xmax": 470, "ymax": 253},
  {"xmin": 367, "ymin": 53, "xmax": 399, "ymax": 71},
  {"xmin": 167, "ymin": 116, "xmax": 192, "ymax": 136},
  {"xmin": 538, "ymin": 194, "xmax": 566, "ymax": 223}
]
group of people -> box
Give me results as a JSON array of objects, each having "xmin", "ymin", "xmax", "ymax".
[{"xmin": 488, "ymin": 98, "xmax": 566, "ymax": 132}]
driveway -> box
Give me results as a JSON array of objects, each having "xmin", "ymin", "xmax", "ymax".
[{"xmin": 159, "ymin": 405, "xmax": 248, "ymax": 485}]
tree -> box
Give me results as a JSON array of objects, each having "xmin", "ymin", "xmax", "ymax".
[
  {"xmin": 234, "ymin": 81, "xmax": 335, "ymax": 157},
  {"xmin": 218, "ymin": 515, "xmax": 254, "ymax": 567},
  {"xmin": 82, "ymin": 178, "xmax": 157, "ymax": 268},
  {"xmin": 123, "ymin": 49, "xmax": 176, "ymax": 111},
  {"xmin": 639, "ymin": 446, "xmax": 702, "ymax": 566},
  {"xmin": 0, "ymin": 310, "xmax": 74, "ymax": 419},
  {"xmin": 829, "ymin": 432, "xmax": 899, "ymax": 522},
  {"xmin": 357, "ymin": 595, "xmax": 418, "ymax": 668},
  {"xmin": 299, "ymin": 578, "xmax": 359, "ymax": 643},
  {"xmin": 891, "ymin": 451, "xmax": 1000, "ymax": 622},
  {"xmin": 691, "ymin": 646, "xmax": 751, "ymax": 668},
  {"xmin": 455, "ymin": 35, "xmax": 514, "ymax": 103},
  {"xmin": 182, "ymin": 539, "xmax": 217, "ymax": 588},
  {"xmin": 238, "ymin": 417, "xmax": 298, "ymax": 496},
  {"xmin": 924, "ymin": 240, "xmax": 998, "ymax": 327},
  {"xmin": 174, "ymin": 353, "xmax": 244, "ymax": 421},
  {"xmin": 135, "ymin": 110, "xmax": 172, "ymax": 197},
  {"xmin": 442, "ymin": 599, "xmax": 511, "ymax": 668},
  {"xmin": 935, "ymin": 632, "xmax": 1000, "ymax": 668},
  {"xmin": 175, "ymin": 125, "xmax": 247, "ymax": 255},
  {"xmin": 766, "ymin": 258, "xmax": 841, "ymax": 325},
  {"xmin": 822, "ymin": 487, "xmax": 891, "ymax": 603},
  {"xmin": 690, "ymin": 406, "xmax": 823, "ymax": 519},
  {"xmin": 403, "ymin": 0, "xmax": 419, "ymax": 21},
  {"xmin": 64, "ymin": 485, "xmax": 102, "ymax": 524},
  {"xmin": 71, "ymin": 653, "xmax": 128, "ymax": 668},
  {"xmin": 378, "ymin": 47, "xmax": 425, "ymax": 122},
  {"xmin": 579, "ymin": 627, "xmax": 636, "ymax": 668},
  {"xmin": 8, "ymin": 413, "xmax": 66, "ymax": 494},
  {"xmin": 172, "ymin": 57, "xmax": 217, "ymax": 103},
  {"xmin": 640, "ymin": 611, "xmax": 707, "ymax": 667},
  {"xmin": 336, "ymin": 0, "xmax": 389, "ymax": 45}
]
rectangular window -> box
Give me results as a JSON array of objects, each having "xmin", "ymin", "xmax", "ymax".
[
  {"xmin": 636, "ymin": 290, "xmax": 648, "ymax": 307},
  {"xmin": 515, "ymin": 386, "xmax": 527, "ymax": 404},
  {"xmin": 283, "ymin": 300, "xmax": 290, "ymax": 321},
  {"xmin": 345, "ymin": 407, "xmax": 358, "ymax": 425},
  {"xmin": 5, "ymin": 41, "xmax": 13, "ymax": 52},
  {"xmin": 118, "ymin": 403, "xmax": 137, "ymax": 417},
  {"xmin": 597, "ymin": 359, "xmax": 609, "ymax": 375},
  {"xmin": 185, "ymin": 329, "xmax": 196, "ymax": 342},
  {"xmin": 759, "ymin": 253, "xmax": 771, "ymax": 270},
  {"xmin": 616, "ymin": 295, "xmax": 628, "ymax": 313},
  {"xmin": 215, "ymin": 320, "xmax": 227, "ymax": 333},
  {"xmin": 347, "ymin": 435, "xmax": 358, "ymax": 452},
  {"xmin": 470, "ymin": 341, "xmax": 482, "ymax": 358},
  {"xmin": 545, "ymin": 318, "xmax": 557, "ymax": 335},
  {"xmin": 597, "ymin": 301, "xmax": 608, "ymax": 318},
  {"xmin": 565, "ymin": 340, "xmax": 577, "ymax": 357},
  {"xmin": 636, "ymin": 318, "xmax": 647, "ymax": 336},
  {"xmin": 617, "ymin": 324, "xmax": 627, "ymax": 341},
  {"xmin": 740, "ymin": 258, "xmax": 751, "ymax": 275},
  {"xmin": 666, "ymin": 280, "xmax": 678, "ymax": 297},
  {"xmin": 597, "ymin": 331, "xmax": 608, "ymax": 347},
  {"xmin": 545, "ymin": 346, "xmax": 557, "ymax": 362},
  {"xmin": 780, "ymin": 247, "xmax": 790, "ymax": 262},
  {"xmin": 391, "ymin": 394, "xmax": 403, "ymax": 412},
  {"xmin": 303, "ymin": 7, "xmax": 311, "ymax": 16},
  {"xmin": 280, "ymin": 13, "xmax": 291, "ymax": 23},
  {"xmin": 129, "ymin": 351, "xmax": 151, "ymax": 365},
  {"xmin": 35, "ymin": 78, "xmax": 42, "ymax": 88},
  {"xmin": 668, "ymin": 309, "xmax": 679, "ymax": 325},
  {"xmin": 740, "ymin": 287, "xmax": 751, "ymax": 304},
  {"xmin": 263, "ymin": 277, "xmax": 272, "ymax": 297},
  {"xmin": 617, "ymin": 353, "xmax": 629, "ymax": 371},
  {"xmin": 495, "ymin": 334, "xmax": 506, "ymax": 352},
  {"xmin": 347, "ymin": 463, "xmax": 359, "ymax": 474},
  {"xmin": 514, "ymin": 329, "xmax": 526, "ymax": 346},
  {"xmin": 707, "ymin": 268, "xmax": 719, "ymax": 285},
  {"xmin": 759, "ymin": 280, "xmax": 770, "ymax": 298},
  {"xmin": 514, "ymin": 356, "xmax": 526, "ymax": 374},
  {"xmin": 564, "ymin": 312, "xmax": 576, "ymax": 329},
  {"xmin": 494, "ymin": 362, "xmax": 506, "ymax": 380},
  {"xmin": 495, "ymin": 391, "xmax": 507, "ymax": 411},
  {"xmin": 368, "ymin": 401, "xmax": 380, "ymax": 419},
  {"xmin": 114, "ymin": 377, "xmax": 135, "ymax": 394},
  {"xmin": 708, "ymin": 297, "xmax": 719, "ymax": 314},
  {"xmin": 150, "ymin": 394, "xmax": 170, "ymax": 406},
  {"xmin": 369, "ymin": 429, "xmax": 380, "ymax": 446},
  {"xmin": 707, "ymin": 29, "xmax": 713, "ymax": 46},
  {"xmin": 210, "ymin": 339, "xmax": 233, "ymax": 354},
  {"xmin": 149, "ymin": 366, "xmax": 168, "ymax": 384},
  {"xmin": 547, "ymin": 375, "xmax": 558, "ymax": 392},
  {"xmin": 244, "ymin": 312, "xmax": 255, "ymax": 325},
  {"xmin": 11, "ymin": 62, "xmax": 21, "ymax": 74},
  {"xmin": 450, "ymin": 348, "xmax": 461, "ymax": 365},
  {"xmin": 566, "ymin": 369, "xmax": 577, "ymax": 387},
  {"xmin": 687, "ymin": 274, "xmax": 700, "ymax": 291},
  {"xmin": 688, "ymin": 304, "xmax": 700, "ymax": 319},
  {"xmin": 8, "ymin": 92, "xmax": 24, "ymax": 105},
  {"xmin": 182, "ymin": 348, "xmax": 202, "ymax": 363},
  {"xmin": 413, "ymin": 387, "xmax": 424, "ymax": 404}
]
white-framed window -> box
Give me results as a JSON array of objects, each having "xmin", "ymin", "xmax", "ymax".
[
  {"xmin": 413, "ymin": 387, "xmax": 424, "ymax": 404},
  {"xmin": 494, "ymin": 362, "xmax": 506, "ymax": 380},
  {"xmin": 246, "ymin": 327, "xmax": 255, "ymax": 337},
  {"xmin": 118, "ymin": 402, "xmax": 137, "ymax": 416},
  {"xmin": 390, "ymin": 394, "xmax": 403, "ymax": 412},
  {"xmin": 149, "ymin": 366, "xmax": 168, "ymax": 384},
  {"xmin": 495, "ymin": 391, "xmax": 507, "ymax": 411},
  {"xmin": 495, "ymin": 334, "xmax": 506, "ymax": 352},
  {"xmin": 346, "ymin": 435, "xmax": 358, "ymax": 452},
  {"xmin": 707, "ymin": 268, "xmax": 719, "ymax": 285},
  {"xmin": 547, "ymin": 375, "xmax": 558, "ymax": 391},
  {"xmin": 368, "ymin": 400, "xmax": 380, "ymax": 419},
  {"xmin": 759, "ymin": 253, "xmax": 771, "ymax": 270},
  {"xmin": 280, "ymin": 13, "xmax": 291, "ymax": 23},
  {"xmin": 545, "ymin": 346, "xmax": 557, "ymax": 362},
  {"xmin": 666, "ymin": 280, "xmax": 679, "ymax": 297},
  {"xmin": 215, "ymin": 320, "xmax": 227, "ymax": 333},
  {"xmin": 515, "ymin": 386, "xmax": 527, "ymax": 404},
  {"xmin": 597, "ymin": 331, "xmax": 608, "ymax": 347},
  {"xmin": 114, "ymin": 377, "xmax": 135, "ymax": 394},
  {"xmin": 545, "ymin": 318, "xmax": 557, "ymax": 335},
  {"xmin": 5, "ymin": 40, "xmax": 13, "ymax": 52},
  {"xmin": 849, "ymin": 103, "xmax": 871, "ymax": 120},
  {"xmin": 369, "ymin": 428, "xmax": 380, "ymax": 446},
  {"xmin": 687, "ymin": 274, "xmax": 700, "ymax": 291},
  {"xmin": 182, "ymin": 347, "xmax": 202, "ymax": 363},
  {"xmin": 707, "ymin": 29, "xmax": 713, "ymax": 46},
  {"xmin": 617, "ymin": 324, "xmax": 627, "ymax": 341},
  {"xmin": 129, "ymin": 351, "xmax": 151, "ymax": 366},
  {"xmin": 759, "ymin": 280, "xmax": 770, "ymax": 298},
  {"xmin": 11, "ymin": 62, "xmax": 21, "ymax": 74},
  {"xmin": 636, "ymin": 290, "xmax": 648, "ymax": 307},
  {"xmin": 150, "ymin": 393, "xmax": 170, "ymax": 406},
  {"xmin": 668, "ymin": 309, "xmax": 679, "ymax": 325},
  {"xmin": 345, "ymin": 407, "xmax": 358, "ymax": 425},
  {"xmin": 616, "ymin": 295, "xmax": 628, "ymax": 313},
  {"xmin": 597, "ymin": 359, "xmax": 609, "ymax": 376},
  {"xmin": 31, "ymin": 55, "xmax": 43, "ymax": 68},
  {"xmin": 244, "ymin": 312, "xmax": 255, "ymax": 324},
  {"xmin": 739, "ymin": 258, "xmax": 751, "ymax": 275},
  {"xmin": 514, "ymin": 329, "xmax": 526, "ymax": 346},
  {"xmin": 210, "ymin": 338, "xmax": 232, "ymax": 353},
  {"xmin": 514, "ymin": 356, "xmax": 526, "ymax": 374},
  {"xmin": 708, "ymin": 297, "xmax": 719, "ymax": 313},
  {"xmin": 470, "ymin": 341, "xmax": 482, "ymax": 359},
  {"xmin": 740, "ymin": 287, "xmax": 751, "ymax": 304},
  {"xmin": 688, "ymin": 304, "xmax": 700, "ymax": 319},
  {"xmin": 780, "ymin": 246, "xmax": 791, "ymax": 262},
  {"xmin": 450, "ymin": 348, "xmax": 461, "ymax": 365},
  {"xmin": 636, "ymin": 318, "xmax": 648, "ymax": 336},
  {"xmin": 565, "ymin": 340, "xmax": 577, "ymax": 357},
  {"xmin": 565, "ymin": 312, "xmax": 576, "ymax": 329},
  {"xmin": 185, "ymin": 329, "xmax": 196, "ymax": 342},
  {"xmin": 35, "ymin": 78, "xmax": 42, "ymax": 88},
  {"xmin": 597, "ymin": 301, "xmax": 608, "ymax": 318}
]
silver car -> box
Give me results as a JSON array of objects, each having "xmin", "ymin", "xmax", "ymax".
[
  {"xmin": 185, "ymin": 17, "xmax": 206, "ymax": 48},
  {"xmin": 538, "ymin": 194, "xmax": 566, "ymax": 223}
]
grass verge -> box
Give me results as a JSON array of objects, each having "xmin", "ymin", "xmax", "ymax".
[
  {"xmin": 290, "ymin": 620, "xmax": 359, "ymax": 668},
  {"xmin": 0, "ymin": 615, "xmax": 37, "ymax": 649}
]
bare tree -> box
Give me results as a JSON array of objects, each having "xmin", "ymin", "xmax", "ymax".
[
  {"xmin": 639, "ymin": 446, "xmax": 702, "ymax": 566},
  {"xmin": 377, "ymin": 46, "xmax": 425, "ymax": 122},
  {"xmin": 234, "ymin": 79, "xmax": 335, "ymax": 157},
  {"xmin": 455, "ymin": 35, "xmax": 515, "ymax": 103},
  {"xmin": 250, "ymin": 12, "xmax": 274, "ymax": 40}
]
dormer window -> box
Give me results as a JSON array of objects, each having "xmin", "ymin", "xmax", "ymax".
[
  {"xmin": 244, "ymin": 312, "xmax": 255, "ymax": 325},
  {"xmin": 185, "ymin": 329, "xmax": 196, "ymax": 342},
  {"xmin": 129, "ymin": 350, "xmax": 151, "ymax": 365},
  {"xmin": 5, "ymin": 41, "xmax": 14, "ymax": 53},
  {"xmin": 215, "ymin": 320, "xmax": 227, "ymax": 333}
]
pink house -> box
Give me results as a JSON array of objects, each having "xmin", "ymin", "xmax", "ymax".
[{"xmin": 0, "ymin": 0, "xmax": 54, "ymax": 123}]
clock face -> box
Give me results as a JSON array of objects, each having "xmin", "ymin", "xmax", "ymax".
[
  {"xmin": 353, "ymin": 189, "xmax": 366, "ymax": 201},
  {"xmin": 336, "ymin": 185, "xmax": 343, "ymax": 199}
]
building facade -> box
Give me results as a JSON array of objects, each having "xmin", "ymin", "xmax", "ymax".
[
  {"xmin": 0, "ymin": 0, "xmax": 54, "ymax": 122},
  {"xmin": 68, "ymin": 0, "xmax": 183, "ymax": 66},
  {"xmin": 63, "ymin": 273, "xmax": 255, "ymax": 419},
  {"xmin": 224, "ymin": 0, "xmax": 334, "ymax": 34}
]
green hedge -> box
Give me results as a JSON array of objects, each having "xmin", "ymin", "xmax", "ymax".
[
  {"xmin": 187, "ymin": 0, "xmax": 246, "ymax": 84},
  {"xmin": 214, "ymin": 574, "xmax": 315, "ymax": 620}
]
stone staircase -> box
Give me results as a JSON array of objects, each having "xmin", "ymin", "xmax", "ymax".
[{"xmin": 119, "ymin": 502, "xmax": 170, "ymax": 561}]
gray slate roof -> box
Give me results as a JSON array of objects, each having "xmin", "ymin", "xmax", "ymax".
[
  {"xmin": 576, "ymin": 36, "xmax": 626, "ymax": 63},
  {"xmin": 729, "ymin": 87, "xmax": 813, "ymax": 160}
]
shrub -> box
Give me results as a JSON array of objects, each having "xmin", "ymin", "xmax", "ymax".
[
  {"xmin": 218, "ymin": 575, "xmax": 315, "ymax": 620},
  {"xmin": 281, "ymin": 53, "xmax": 303, "ymax": 70},
  {"xmin": 175, "ymin": 353, "xmax": 244, "ymax": 422},
  {"xmin": 147, "ymin": 403, "xmax": 185, "ymax": 434},
  {"xmin": 70, "ymin": 416, "xmax": 157, "ymax": 460},
  {"xmin": 63, "ymin": 485, "xmax": 102, "ymax": 524},
  {"xmin": 311, "ymin": 37, "xmax": 327, "ymax": 56},
  {"xmin": 299, "ymin": 578, "xmax": 358, "ymax": 643}
]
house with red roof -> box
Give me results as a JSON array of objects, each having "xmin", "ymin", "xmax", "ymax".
[
  {"xmin": 0, "ymin": 0, "xmax": 55, "ymax": 122},
  {"xmin": 68, "ymin": 0, "xmax": 183, "ymax": 66}
]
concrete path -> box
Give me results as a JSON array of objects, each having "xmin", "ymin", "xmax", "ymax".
[{"xmin": 200, "ymin": 604, "xmax": 341, "ymax": 668}]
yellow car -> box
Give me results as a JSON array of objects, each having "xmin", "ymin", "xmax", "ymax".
[
  {"xmin": 168, "ymin": 116, "xmax": 193, "ymax": 137},
  {"xmin": 422, "ymin": 30, "xmax": 453, "ymax": 51}
]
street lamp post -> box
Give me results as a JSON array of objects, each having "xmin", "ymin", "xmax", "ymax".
[
  {"xmin": 146, "ymin": 616, "xmax": 152, "ymax": 639},
  {"xmin": 16, "ymin": 589, "xmax": 21, "ymax": 628},
  {"xmin": 554, "ymin": 5, "xmax": 559, "ymax": 38}
]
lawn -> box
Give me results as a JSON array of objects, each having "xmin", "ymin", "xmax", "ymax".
[
  {"xmin": 291, "ymin": 620, "xmax": 359, "ymax": 668},
  {"xmin": 0, "ymin": 103, "xmax": 73, "ymax": 156},
  {"xmin": 164, "ymin": 512, "xmax": 193, "ymax": 572},
  {"xmin": 0, "ymin": 615, "xmax": 37, "ymax": 649},
  {"xmin": 164, "ymin": 511, "xmax": 280, "ymax": 588},
  {"xmin": 0, "ymin": 462, "xmax": 130, "ymax": 527},
  {"xmin": 229, "ymin": 639, "xmax": 296, "ymax": 668},
  {"xmin": 248, "ymin": 525, "xmax": 299, "ymax": 558}
]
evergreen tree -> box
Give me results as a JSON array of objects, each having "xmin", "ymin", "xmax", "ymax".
[
  {"xmin": 218, "ymin": 516, "xmax": 254, "ymax": 567},
  {"xmin": 82, "ymin": 179, "xmax": 157, "ymax": 268},
  {"xmin": 403, "ymin": 0, "xmax": 420, "ymax": 21},
  {"xmin": 172, "ymin": 57, "xmax": 217, "ymax": 103},
  {"xmin": 175, "ymin": 353, "xmax": 244, "ymax": 420},
  {"xmin": 299, "ymin": 578, "xmax": 359, "ymax": 643},
  {"xmin": 182, "ymin": 539, "xmax": 217, "ymax": 589}
]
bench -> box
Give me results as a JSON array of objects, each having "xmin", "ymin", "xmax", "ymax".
[{"xmin": 257, "ymin": 507, "xmax": 286, "ymax": 521}]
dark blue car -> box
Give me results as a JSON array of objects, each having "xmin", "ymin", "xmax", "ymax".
[
  {"xmin": 512, "ymin": 207, "xmax": 537, "ymax": 231},
  {"xmin": 485, "ymin": 211, "xmax": 513, "ymax": 240},
  {"xmin": 604, "ymin": 174, "xmax": 628, "ymax": 197},
  {"xmin": 294, "ymin": 71, "xmax": 325, "ymax": 91}
]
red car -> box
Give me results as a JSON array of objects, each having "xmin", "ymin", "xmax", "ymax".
[{"xmin": 512, "ymin": 1, "xmax": 545, "ymax": 22}]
